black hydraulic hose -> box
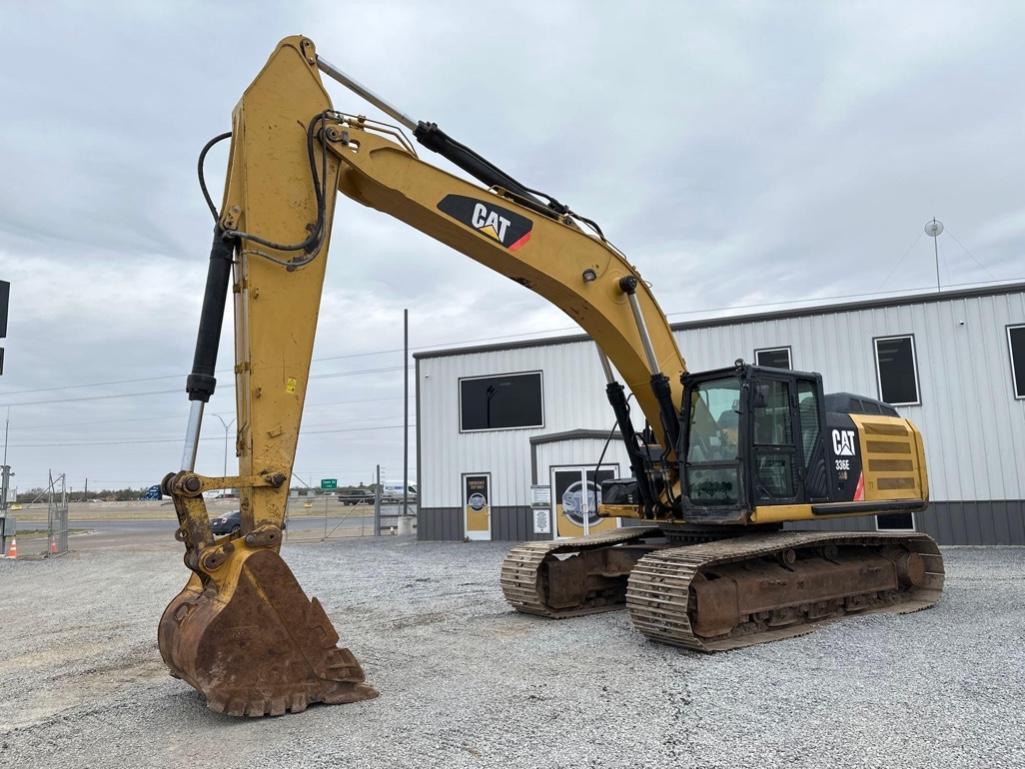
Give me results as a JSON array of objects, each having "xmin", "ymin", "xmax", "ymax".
[
  {"xmin": 650, "ymin": 372, "xmax": 682, "ymax": 461},
  {"xmin": 198, "ymin": 131, "xmax": 232, "ymax": 221},
  {"xmin": 186, "ymin": 228, "xmax": 237, "ymax": 402}
]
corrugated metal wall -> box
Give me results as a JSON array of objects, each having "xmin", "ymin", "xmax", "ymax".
[
  {"xmin": 417, "ymin": 506, "xmax": 542, "ymax": 542},
  {"xmin": 418, "ymin": 289, "xmax": 1025, "ymax": 542},
  {"xmin": 534, "ymin": 438, "xmax": 630, "ymax": 484},
  {"xmin": 419, "ymin": 344, "xmax": 614, "ymax": 508}
]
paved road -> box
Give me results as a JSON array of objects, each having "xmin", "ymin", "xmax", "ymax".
[
  {"xmin": 11, "ymin": 507, "xmax": 413, "ymax": 554},
  {"xmin": 70, "ymin": 515, "xmax": 380, "ymax": 535}
]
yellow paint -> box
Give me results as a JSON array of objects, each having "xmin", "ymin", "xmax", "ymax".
[
  {"xmin": 849, "ymin": 413, "xmax": 927, "ymax": 503},
  {"xmin": 749, "ymin": 504, "xmax": 815, "ymax": 524},
  {"xmin": 219, "ymin": 36, "xmax": 340, "ymax": 534},
  {"xmin": 465, "ymin": 505, "xmax": 490, "ymax": 533},
  {"xmin": 554, "ymin": 504, "xmax": 619, "ymax": 538},
  {"xmin": 599, "ymin": 503, "xmax": 643, "ymax": 519}
]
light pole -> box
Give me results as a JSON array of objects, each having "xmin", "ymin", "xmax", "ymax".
[
  {"xmin": 924, "ymin": 218, "xmax": 944, "ymax": 292},
  {"xmin": 211, "ymin": 413, "xmax": 236, "ymax": 481}
]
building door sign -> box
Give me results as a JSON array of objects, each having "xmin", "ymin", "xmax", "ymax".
[
  {"xmin": 463, "ymin": 473, "xmax": 492, "ymax": 541},
  {"xmin": 551, "ymin": 466, "xmax": 618, "ymax": 539}
]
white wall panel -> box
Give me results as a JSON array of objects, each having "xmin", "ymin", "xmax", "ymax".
[{"xmin": 535, "ymin": 439, "xmax": 630, "ymax": 482}]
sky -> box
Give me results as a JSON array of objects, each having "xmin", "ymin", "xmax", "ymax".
[{"xmin": 0, "ymin": 1, "xmax": 1023, "ymax": 493}]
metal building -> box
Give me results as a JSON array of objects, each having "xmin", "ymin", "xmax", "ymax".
[{"xmin": 415, "ymin": 282, "xmax": 1025, "ymax": 545}]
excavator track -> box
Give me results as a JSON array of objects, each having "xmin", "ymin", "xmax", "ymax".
[
  {"xmin": 627, "ymin": 530, "xmax": 944, "ymax": 651},
  {"xmin": 500, "ymin": 527, "xmax": 661, "ymax": 617}
]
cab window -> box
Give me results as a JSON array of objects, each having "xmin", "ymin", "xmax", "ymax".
[
  {"xmin": 752, "ymin": 380, "xmax": 791, "ymax": 445},
  {"xmin": 686, "ymin": 377, "xmax": 742, "ymax": 506}
]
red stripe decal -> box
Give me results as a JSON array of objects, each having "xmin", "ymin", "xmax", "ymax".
[
  {"xmin": 853, "ymin": 472, "xmax": 865, "ymax": 501},
  {"xmin": 508, "ymin": 231, "xmax": 532, "ymax": 252}
]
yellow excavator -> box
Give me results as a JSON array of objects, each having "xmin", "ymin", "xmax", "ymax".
[{"xmin": 161, "ymin": 36, "xmax": 945, "ymax": 717}]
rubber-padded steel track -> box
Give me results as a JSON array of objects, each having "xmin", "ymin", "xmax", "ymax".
[
  {"xmin": 500, "ymin": 527, "xmax": 660, "ymax": 617},
  {"xmin": 627, "ymin": 531, "xmax": 944, "ymax": 651}
]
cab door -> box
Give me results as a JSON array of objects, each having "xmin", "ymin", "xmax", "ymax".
[
  {"xmin": 794, "ymin": 377, "xmax": 830, "ymax": 501},
  {"xmin": 748, "ymin": 375, "xmax": 803, "ymax": 505}
]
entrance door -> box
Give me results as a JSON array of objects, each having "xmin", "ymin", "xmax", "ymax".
[
  {"xmin": 551, "ymin": 466, "xmax": 619, "ymax": 539},
  {"xmin": 463, "ymin": 473, "xmax": 492, "ymax": 541}
]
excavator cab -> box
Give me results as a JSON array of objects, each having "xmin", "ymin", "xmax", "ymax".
[
  {"xmin": 679, "ymin": 363, "xmax": 928, "ymax": 525},
  {"xmin": 680, "ymin": 364, "xmax": 828, "ymax": 522}
]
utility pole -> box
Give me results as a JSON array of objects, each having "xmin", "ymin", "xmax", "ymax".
[
  {"xmin": 402, "ymin": 308, "xmax": 409, "ymax": 519},
  {"xmin": 1, "ymin": 408, "xmax": 9, "ymax": 513},
  {"xmin": 211, "ymin": 413, "xmax": 236, "ymax": 482},
  {"xmin": 0, "ymin": 466, "xmax": 9, "ymax": 514},
  {"xmin": 374, "ymin": 464, "xmax": 382, "ymax": 536}
]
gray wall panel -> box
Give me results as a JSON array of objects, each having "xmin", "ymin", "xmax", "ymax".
[
  {"xmin": 784, "ymin": 501, "xmax": 1025, "ymax": 545},
  {"xmin": 493, "ymin": 506, "xmax": 547, "ymax": 541},
  {"xmin": 421, "ymin": 502, "xmax": 1025, "ymax": 544},
  {"xmin": 418, "ymin": 505, "xmax": 542, "ymax": 541},
  {"xmin": 418, "ymin": 507, "xmax": 462, "ymax": 541}
]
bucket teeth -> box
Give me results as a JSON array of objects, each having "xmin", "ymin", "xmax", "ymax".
[
  {"xmin": 268, "ymin": 696, "xmax": 287, "ymax": 717},
  {"xmin": 290, "ymin": 692, "xmax": 308, "ymax": 713},
  {"xmin": 159, "ymin": 548, "xmax": 378, "ymax": 717},
  {"xmin": 225, "ymin": 698, "xmax": 246, "ymax": 717},
  {"xmin": 245, "ymin": 699, "xmax": 268, "ymax": 718}
]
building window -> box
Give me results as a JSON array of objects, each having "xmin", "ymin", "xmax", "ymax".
[
  {"xmin": 876, "ymin": 512, "xmax": 916, "ymax": 532},
  {"xmin": 755, "ymin": 346, "xmax": 792, "ymax": 369},
  {"xmin": 459, "ymin": 372, "xmax": 544, "ymax": 431},
  {"xmin": 1008, "ymin": 325, "xmax": 1025, "ymax": 399},
  {"xmin": 874, "ymin": 335, "xmax": 920, "ymax": 406}
]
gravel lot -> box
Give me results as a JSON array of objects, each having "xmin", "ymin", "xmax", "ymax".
[{"xmin": 0, "ymin": 539, "xmax": 1022, "ymax": 769}]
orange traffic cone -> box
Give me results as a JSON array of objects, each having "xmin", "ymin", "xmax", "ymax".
[
  {"xmin": 49, "ymin": 538, "xmax": 58, "ymax": 555},
  {"xmin": 6, "ymin": 536, "xmax": 16, "ymax": 559}
]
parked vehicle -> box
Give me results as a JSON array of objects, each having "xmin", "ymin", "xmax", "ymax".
[
  {"xmin": 210, "ymin": 510, "xmax": 241, "ymax": 535},
  {"xmin": 338, "ymin": 490, "xmax": 375, "ymax": 506},
  {"xmin": 380, "ymin": 482, "xmax": 417, "ymax": 504},
  {"xmin": 210, "ymin": 510, "xmax": 286, "ymax": 535}
]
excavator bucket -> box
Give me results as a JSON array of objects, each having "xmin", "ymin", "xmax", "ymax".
[{"xmin": 158, "ymin": 545, "xmax": 377, "ymax": 716}]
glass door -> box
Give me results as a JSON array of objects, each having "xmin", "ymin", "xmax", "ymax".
[{"xmin": 551, "ymin": 466, "xmax": 619, "ymax": 539}]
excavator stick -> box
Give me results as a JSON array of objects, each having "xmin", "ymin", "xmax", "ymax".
[{"xmin": 159, "ymin": 38, "xmax": 376, "ymax": 715}]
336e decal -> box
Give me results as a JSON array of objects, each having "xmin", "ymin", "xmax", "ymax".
[{"xmin": 438, "ymin": 194, "xmax": 533, "ymax": 251}]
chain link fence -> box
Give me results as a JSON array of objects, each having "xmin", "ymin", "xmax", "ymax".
[
  {"xmin": 46, "ymin": 471, "xmax": 69, "ymax": 556},
  {"xmin": 282, "ymin": 493, "xmax": 416, "ymax": 542}
]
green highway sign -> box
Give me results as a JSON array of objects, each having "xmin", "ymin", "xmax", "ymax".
[{"xmin": 320, "ymin": 478, "xmax": 337, "ymax": 490}]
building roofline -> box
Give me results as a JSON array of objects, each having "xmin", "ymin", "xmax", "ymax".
[{"xmin": 413, "ymin": 280, "xmax": 1025, "ymax": 361}]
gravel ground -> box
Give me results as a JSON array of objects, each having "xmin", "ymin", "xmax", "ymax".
[{"xmin": 0, "ymin": 539, "xmax": 1022, "ymax": 769}]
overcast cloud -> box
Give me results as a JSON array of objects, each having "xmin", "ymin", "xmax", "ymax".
[{"xmin": 0, "ymin": 1, "xmax": 1022, "ymax": 492}]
